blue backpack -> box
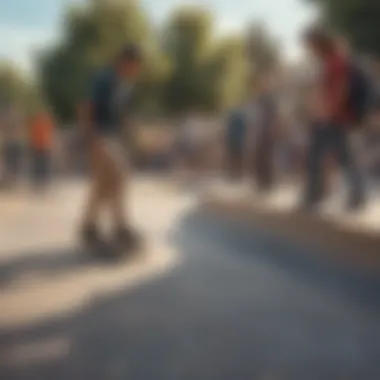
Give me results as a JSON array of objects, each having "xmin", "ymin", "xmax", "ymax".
[{"xmin": 347, "ymin": 60, "xmax": 374, "ymax": 125}]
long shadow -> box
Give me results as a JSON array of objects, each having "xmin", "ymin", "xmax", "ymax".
[
  {"xmin": 1, "ymin": 208, "xmax": 380, "ymax": 380},
  {"xmin": 176, "ymin": 208, "xmax": 380, "ymax": 313},
  {"xmin": 0, "ymin": 247, "xmax": 99, "ymax": 289}
]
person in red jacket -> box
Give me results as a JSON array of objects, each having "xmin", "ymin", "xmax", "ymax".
[
  {"xmin": 302, "ymin": 25, "xmax": 365, "ymax": 210},
  {"xmin": 29, "ymin": 110, "xmax": 54, "ymax": 190}
]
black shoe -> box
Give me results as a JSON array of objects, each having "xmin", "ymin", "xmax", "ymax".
[
  {"xmin": 115, "ymin": 226, "xmax": 141, "ymax": 249},
  {"xmin": 347, "ymin": 194, "xmax": 366, "ymax": 212},
  {"xmin": 81, "ymin": 225, "xmax": 103, "ymax": 246},
  {"xmin": 300, "ymin": 194, "xmax": 323, "ymax": 212}
]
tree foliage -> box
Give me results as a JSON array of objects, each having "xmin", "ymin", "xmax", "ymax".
[
  {"xmin": 309, "ymin": 0, "xmax": 380, "ymax": 56},
  {"xmin": 204, "ymin": 37, "xmax": 248, "ymax": 111},
  {"xmin": 161, "ymin": 7, "xmax": 248, "ymax": 114},
  {"xmin": 39, "ymin": 0, "xmax": 168, "ymax": 122},
  {"xmin": 36, "ymin": 0, "xmax": 281, "ymax": 122},
  {"xmin": 161, "ymin": 8, "xmax": 211, "ymax": 114},
  {"xmin": 0, "ymin": 62, "xmax": 42, "ymax": 114},
  {"xmin": 245, "ymin": 23, "xmax": 280, "ymax": 90}
]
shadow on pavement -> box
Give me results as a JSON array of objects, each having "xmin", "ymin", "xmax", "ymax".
[
  {"xmin": 178, "ymin": 209, "xmax": 380, "ymax": 313},
  {"xmin": 0, "ymin": 208, "xmax": 379, "ymax": 380},
  {"xmin": 203, "ymin": 196, "xmax": 380, "ymax": 268},
  {"xmin": 0, "ymin": 248, "xmax": 96, "ymax": 288}
]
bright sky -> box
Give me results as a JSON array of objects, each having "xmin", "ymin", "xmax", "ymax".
[{"xmin": 0, "ymin": 0, "xmax": 318, "ymax": 73}]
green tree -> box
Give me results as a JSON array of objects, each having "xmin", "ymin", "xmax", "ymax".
[
  {"xmin": 309, "ymin": 0, "xmax": 380, "ymax": 55},
  {"xmin": 245, "ymin": 23, "xmax": 281, "ymax": 89},
  {"xmin": 161, "ymin": 7, "xmax": 214, "ymax": 114},
  {"xmin": 38, "ymin": 0, "xmax": 169, "ymax": 123},
  {"xmin": 38, "ymin": 1, "xmax": 280, "ymax": 122},
  {"xmin": 0, "ymin": 62, "xmax": 41, "ymax": 114},
  {"xmin": 203, "ymin": 36, "xmax": 248, "ymax": 111},
  {"xmin": 161, "ymin": 7, "xmax": 249, "ymax": 114}
]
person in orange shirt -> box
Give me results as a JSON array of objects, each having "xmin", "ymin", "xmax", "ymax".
[{"xmin": 29, "ymin": 110, "xmax": 54, "ymax": 190}]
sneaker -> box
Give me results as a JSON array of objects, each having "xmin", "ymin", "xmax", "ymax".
[
  {"xmin": 115, "ymin": 226, "xmax": 141, "ymax": 249},
  {"xmin": 299, "ymin": 195, "xmax": 323, "ymax": 212},
  {"xmin": 347, "ymin": 194, "xmax": 366, "ymax": 212},
  {"xmin": 81, "ymin": 225, "xmax": 103, "ymax": 246}
]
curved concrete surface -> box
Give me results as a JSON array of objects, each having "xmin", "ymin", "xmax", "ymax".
[{"xmin": 0, "ymin": 179, "xmax": 379, "ymax": 380}]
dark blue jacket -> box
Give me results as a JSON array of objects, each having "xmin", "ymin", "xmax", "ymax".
[{"xmin": 88, "ymin": 68, "xmax": 133, "ymax": 135}]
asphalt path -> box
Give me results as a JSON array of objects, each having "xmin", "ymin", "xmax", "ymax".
[{"xmin": 0, "ymin": 179, "xmax": 379, "ymax": 380}]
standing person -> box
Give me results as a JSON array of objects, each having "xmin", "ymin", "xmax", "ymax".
[
  {"xmin": 175, "ymin": 113, "xmax": 204, "ymax": 185},
  {"xmin": 302, "ymin": 26, "xmax": 366, "ymax": 210},
  {"xmin": 1, "ymin": 105, "xmax": 26, "ymax": 188},
  {"xmin": 225, "ymin": 108, "xmax": 247, "ymax": 181},
  {"xmin": 29, "ymin": 110, "xmax": 55, "ymax": 190},
  {"xmin": 177, "ymin": 115, "xmax": 197, "ymax": 175},
  {"xmin": 253, "ymin": 71, "xmax": 281, "ymax": 192},
  {"xmin": 79, "ymin": 44, "xmax": 143, "ymax": 247}
]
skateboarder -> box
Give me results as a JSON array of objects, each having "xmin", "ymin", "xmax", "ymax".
[{"xmin": 79, "ymin": 44, "xmax": 143, "ymax": 249}]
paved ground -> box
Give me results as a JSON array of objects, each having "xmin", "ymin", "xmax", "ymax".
[
  {"xmin": 202, "ymin": 180, "xmax": 380, "ymax": 271},
  {"xmin": 0, "ymin": 178, "xmax": 379, "ymax": 380},
  {"xmin": 204, "ymin": 179, "xmax": 380, "ymax": 233}
]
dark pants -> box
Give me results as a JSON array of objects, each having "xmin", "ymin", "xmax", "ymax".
[
  {"xmin": 255, "ymin": 134, "xmax": 275, "ymax": 191},
  {"xmin": 4, "ymin": 143, "xmax": 23, "ymax": 181},
  {"xmin": 31, "ymin": 149, "xmax": 51, "ymax": 188},
  {"xmin": 226, "ymin": 145, "xmax": 243, "ymax": 180},
  {"xmin": 304, "ymin": 123, "xmax": 365, "ymax": 205}
]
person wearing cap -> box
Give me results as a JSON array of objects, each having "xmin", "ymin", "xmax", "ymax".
[
  {"xmin": 302, "ymin": 25, "xmax": 365, "ymax": 210},
  {"xmin": 79, "ymin": 44, "xmax": 143, "ymax": 247}
]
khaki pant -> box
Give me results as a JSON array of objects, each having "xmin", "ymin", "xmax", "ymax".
[{"xmin": 83, "ymin": 137, "xmax": 128, "ymax": 228}]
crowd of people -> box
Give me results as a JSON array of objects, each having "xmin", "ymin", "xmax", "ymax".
[
  {"xmin": 0, "ymin": 106, "xmax": 56, "ymax": 192},
  {"xmin": 1, "ymin": 25, "xmax": 380, "ymax": 252},
  {"xmin": 224, "ymin": 26, "xmax": 380, "ymax": 212}
]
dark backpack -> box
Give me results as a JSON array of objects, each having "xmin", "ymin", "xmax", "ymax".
[{"xmin": 347, "ymin": 61, "xmax": 373, "ymax": 124}]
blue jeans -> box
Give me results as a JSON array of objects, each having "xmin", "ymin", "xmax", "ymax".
[
  {"xmin": 304, "ymin": 123, "xmax": 365, "ymax": 205},
  {"xmin": 32, "ymin": 149, "xmax": 51, "ymax": 187}
]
